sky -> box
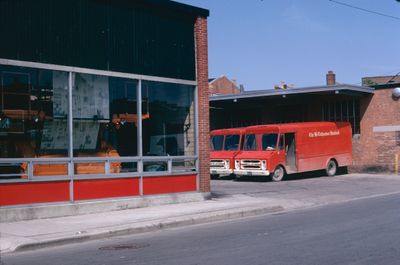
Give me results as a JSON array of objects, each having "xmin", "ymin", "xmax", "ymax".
[{"xmin": 178, "ymin": 0, "xmax": 400, "ymax": 90}]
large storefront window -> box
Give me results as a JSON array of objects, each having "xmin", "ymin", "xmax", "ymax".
[
  {"xmin": 0, "ymin": 65, "xmax": 69, "ymax": 177},
  {"xmin": 72, "ymin": 73, "xmax": 138, "ymax": 174},
  {"xmin": 142, "ymin": 81, "xmax": 195, "ymax": 157},
  {"xmin": 0, "ymin": 65, "xmax": 69, "ymax": 158},
  {"xmin": 0, "ymin": 64, "xmax": 198, "ymax": 178}
]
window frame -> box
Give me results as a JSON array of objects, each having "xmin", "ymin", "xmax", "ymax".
[
  {"xmin": 223, "ymin": 134, "xmax": 240, "ymax": 151},
  {"xmin": 243, "ymin": 134, "xmax": 257, "ymax": 151},
  {"xmin": 261, "ymin": 133, "xmax": 278, "ymax": 151},
  {"xmin": 0, "ymin": 59, "xmax": 199, "ymax": 191}
]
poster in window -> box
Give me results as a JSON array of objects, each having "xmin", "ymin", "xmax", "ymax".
[
  {"xmin": 40, "ymin": 121, "xmax": 100, "ymax": 150},
  {"xmin": 52, "ymin": 71, "xmax": 69, "ymax": 117},
  {"xmin": 53, "ymin": 73, "xmax": 109, "ymax": 120}
]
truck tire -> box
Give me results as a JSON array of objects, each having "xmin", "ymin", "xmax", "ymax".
[
  {"xmin": 326, "ymin": 160, "xmax": 337, "ymax": 176},
  {"xmin": 272, "ymin": 166, "xmax": 285, "ymax": 182}
]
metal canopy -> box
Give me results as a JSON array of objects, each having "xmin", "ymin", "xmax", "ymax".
[{"xmin": 210, "ymin": 84, "xmax": 374, "ymax": 102}]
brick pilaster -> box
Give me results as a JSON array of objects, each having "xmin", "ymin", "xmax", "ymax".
[{"xmin": 195, "ymin": 17, "xmax": 210, "ymax": 192}]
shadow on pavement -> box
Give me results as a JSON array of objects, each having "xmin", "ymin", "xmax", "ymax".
[
  {"xmin": 211, "ymin": 174, "xmax": 236, "ymax": 180},
  {"xmin": 210, "ymin": 191, "xmax": 230, "ymax": 199}
]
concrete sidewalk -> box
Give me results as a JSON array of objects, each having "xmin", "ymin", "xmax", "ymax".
[{"xmin": 0, "ymin": 194, "xmax": 290, "ymax": 254}]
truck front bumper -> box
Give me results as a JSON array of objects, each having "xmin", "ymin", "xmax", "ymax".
[
  {"xmin": 210, "ymin": 168, "xmax": 233, "ymax": 176},
  {"xmin": 233, "ymin": 169, "xmax": 270, "ymax": 176}
]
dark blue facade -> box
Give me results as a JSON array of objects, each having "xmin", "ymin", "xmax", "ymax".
[{"xmin": 0, "ymin": 0, "xmax": 208, "ymax": 80}]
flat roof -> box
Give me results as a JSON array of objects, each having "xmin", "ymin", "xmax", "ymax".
[
  {"xmin": 210, "ymin": 84, "xmax": 374, "ymax": 102},
  {"xmin": 94, "ymin": 0, "xmax": 209, "ymax": 18}
]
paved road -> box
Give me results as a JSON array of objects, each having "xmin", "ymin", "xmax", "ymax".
[
  {"xmin": 3, "ymin": 192, "xmax": 400, "ymax": 265},
  {"xmin": 212, "ymin": 173, "xmax": 400, "ymax": 205}
]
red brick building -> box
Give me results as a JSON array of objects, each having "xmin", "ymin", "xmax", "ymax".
[
  {"xmin": 209, "ymin": 75, "xmax": 241, "ymax": 95},
  {"xmin": 210, "ymin": 71, "xmax": 400, "ymax": 173},
  {"xmin": 353, "ymin": 75, "xmax": 400, "ymax": 172}
]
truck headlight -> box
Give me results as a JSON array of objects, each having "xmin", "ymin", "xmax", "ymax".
[
  {"xmin": 261, "ymin": 160, "xmax": 267, "ymax": 170},
  {"xmin": 235, "ymin": 160, "xmax": 240, "ymax": 170},
  {"xmin": 224, "ymin": 160, "xmax": 230, "ymax": 169}
]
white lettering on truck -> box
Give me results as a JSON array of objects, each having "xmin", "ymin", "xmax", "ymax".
[{"xmin": 308, "ymin": 130, "xmax": 340, "ymax": 138}]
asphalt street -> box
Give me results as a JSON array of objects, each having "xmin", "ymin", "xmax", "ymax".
[
  {"xmin": 211, "ymin": 173, "xmax": 400, "ymax": 203},
  {"xmin": 3, "ymin": 192, "xmax": 400, "ymax": 265}
]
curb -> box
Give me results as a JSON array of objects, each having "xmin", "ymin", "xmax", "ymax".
[{"xmin": 11, "ymin": 205, "xmax": 284, "ymax": 253}]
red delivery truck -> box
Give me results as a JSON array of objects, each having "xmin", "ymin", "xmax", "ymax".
[
  {"xmin": 234, "ymin": 122, "xmax": 352, "ymax": 181},
  {"xmin": 210, "ymin": 127, "xmax": 245, "ymax": 177}
]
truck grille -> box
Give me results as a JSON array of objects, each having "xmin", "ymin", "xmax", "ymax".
[
  {"xmin": 241, "ymin": 160, "xmax": 262, "ymax": 170},
  {"xmin": 210, "ymin": 159, "xmax": 225, "ymax": 168}
]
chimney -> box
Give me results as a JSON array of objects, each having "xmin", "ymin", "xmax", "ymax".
[{"xmin": 326, "ymin": 70, "xmax": 336, "ymax": 86}]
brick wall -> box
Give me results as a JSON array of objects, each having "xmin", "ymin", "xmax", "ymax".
[
  {"xmin": 362, "ymin": 76, "xmax": 400, "ymax": 86},
  {"xmin": 209, "ymin": 76, "xmax": 240, "ymax": 95},
  {"xmin": 352, "ymin": 89, "xmax": 400, "ymax": 172},
  {"xmin": 195, "ymin": 17, "xmax": 210, "ymax": 192}
]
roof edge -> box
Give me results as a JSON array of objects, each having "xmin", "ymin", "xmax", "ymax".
[
  {"xmin": 158, "ymin": 0, "xmax": 209, "ymax": 17},
  {"xmin": 102, "ymin": 0, "xmax": 209, "ymax": 18},
  {"xmin": 210, "ymin": 84, "xmax": 374, "ymax": 101}
]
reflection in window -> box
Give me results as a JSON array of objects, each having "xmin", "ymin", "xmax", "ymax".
[
  {"xmin": 72, "ymin": 74, "xmax": 138, "ymax": 174},
  {"xmin": 224, "ymin": 135, "xmax": 240, "ymax": 151},
  {"xmin": 0, "ymin": 65, "xmax": 69, "ymax": 158},
  {"xmin": 0, "ymin": 65, "xmax": 69, "ymax": 176},
  {"xmin": 210, "ymin": 135, "xmax": 224, "ymax": 151},
  {"xmin": 0, "ymin": 64, "xmax": 198, "ymax": 178},
  {"xmin": 142, "ymin": 81, "xmax": 195, "ymax": 156},
  {"xmin": 244, "ymin": 134, "xmax": 256, "ymax": 150},
  {"xmin": 143, "ymin": 161, "xmax": 167, "ymax": 172},
  {"xmin": 172, "ymin": 159, "xmax": 196, "ymax": 172},
  {"xmin": 262, "ymin": 133, "xmax": 278, "ymax": 150}
]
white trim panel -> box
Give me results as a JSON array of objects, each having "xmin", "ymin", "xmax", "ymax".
[{"xmin": 373, "ymin": 125, "xmax": 400, "ymax": 132}]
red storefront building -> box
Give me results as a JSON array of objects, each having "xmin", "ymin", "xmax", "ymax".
[{"xmin": 0, "ymin": 0, "xmax": 210, "ymax": 220}]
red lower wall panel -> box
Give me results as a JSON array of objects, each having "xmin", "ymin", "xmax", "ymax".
[
  {"xmin": 143, "ymin": 175, "xmax": 197, "ymax": 195},
  {"xmin": 0, "ymin": 175, "xmax": 195, "ymax": 206},
  {"xmin": 74, "ymin": 178, "xmax": 140, "ymax": 201},
  {"xmin": 0, "ymin": 181, "xmax": 70, "ymax": 206}
]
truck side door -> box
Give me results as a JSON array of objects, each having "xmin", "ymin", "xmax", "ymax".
[{"xmin": 285, "ymin": 133, "xmax": 297, "ymax": 173}]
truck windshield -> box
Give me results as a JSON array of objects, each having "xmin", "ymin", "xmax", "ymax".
[
  {"xmin": 244, "ymin": 134, "xmax": 256, "ymax": 150},
  {"xmin": 210, "ymin": 135, "xmax": 224, "ymax": 151},
  {"xmin": 224, "ymin": 134, "xmax": 240, "ymax": 151},
  {"xmin": 262, "ymin": 133, "xmax": 278, "ymax": 151}
]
